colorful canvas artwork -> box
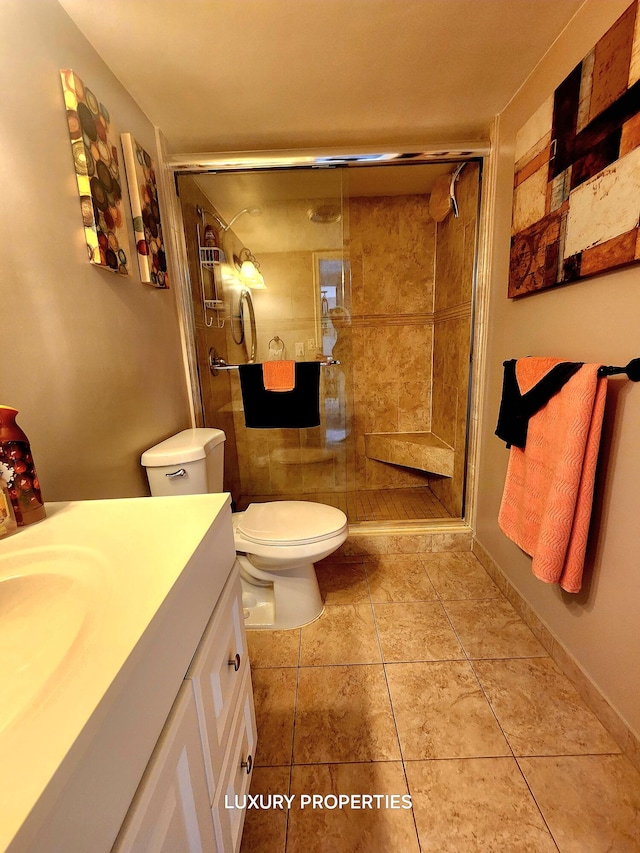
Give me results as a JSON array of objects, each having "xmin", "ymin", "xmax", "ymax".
[
  {"xmin": 509, "ymin": 1, "xmax": 640, "ymax": 296},
  {"xmin": 60, "ymin": 69, "xmax": 129, "ymax": 275},
  {"xmin": 121, "ymin": 133, "xmax": 169, "ymax": 288}
]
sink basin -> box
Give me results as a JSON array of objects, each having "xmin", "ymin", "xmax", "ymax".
[{"xmin": 0, "ymin": 546, "xmax": 107, "ymax": 735}]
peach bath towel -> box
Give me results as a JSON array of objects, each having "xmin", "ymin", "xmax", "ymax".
[
  {"xmin": 263, "ymin": 360, "xmax": 295, "ymax": 391},
  {"xmin": 498, "ymin": 357, "xmax": 607, "ymax": 593}
]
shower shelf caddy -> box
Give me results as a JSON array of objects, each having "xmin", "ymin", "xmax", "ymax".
[{"xmin": 197, "ymin": 232, "xmax": 225, "ymax": 328}]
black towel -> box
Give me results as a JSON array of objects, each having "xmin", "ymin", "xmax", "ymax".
[
  {"xmin": 238, "ymin": 362, "xmax": 321, "ymax": 429},
  {"xmin": 496, "ymin": 358, "xmax": 583, "ymax": 448}
]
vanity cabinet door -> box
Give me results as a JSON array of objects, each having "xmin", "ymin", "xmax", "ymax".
[
  {"xmin": 111, "ymin": 682, "xmax": 218, "ymax": 853},
  {"xmin": 187, "ymin": 564, "xmax": 249, "ymax": 800},
  {"xmin": 212, "ymin": 669, "xmax": 257, "ymax": 853}
]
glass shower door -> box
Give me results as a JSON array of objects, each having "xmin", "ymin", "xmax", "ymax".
[{"xmin": 191, "ymin": 165, "xmax": 350, "ymax": 514}]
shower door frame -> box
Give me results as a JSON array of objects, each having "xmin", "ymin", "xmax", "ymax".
[{"xmin": 157, "ymin": 137, "xmax": 496, "ymax": 534}]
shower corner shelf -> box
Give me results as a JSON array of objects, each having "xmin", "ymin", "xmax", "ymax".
[{"xmin": 365, "ymin": 432, "xmax": 455, "ymax": 478}]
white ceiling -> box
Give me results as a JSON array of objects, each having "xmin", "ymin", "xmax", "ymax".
[{"xmin": 58, "ymin": 0, "xmax": 584, "ymax": 156}]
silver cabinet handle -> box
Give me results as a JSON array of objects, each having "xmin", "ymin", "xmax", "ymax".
[
  {"xmin": 241, "ymin": 754, "xmax": 253, "ymax": 775},
  {"xmin": 165, "ymin": 468, "xmax": 187, "ymax": 479},
  {"xmin": 228, "ymin": 653, "xmax": 241, "ymax": 671}
]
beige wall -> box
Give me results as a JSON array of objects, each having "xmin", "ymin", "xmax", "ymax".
[
  {"xmin": 1, "ymin": 0, "xmax": 191, "ymax": 501},
  {"xmin": 476, "ymin": 0, "xmax": 640, "ymax": 735}
]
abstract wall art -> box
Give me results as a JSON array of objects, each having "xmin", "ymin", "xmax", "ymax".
[
  {"xmin": 60, "ymin": 69, "xmax": 129, "ymax": 275},
  {"xmin": 509, "ymin": 1, "xmax": 640, "ymax": 296},
  {"xmin": 121, "ymin": 133, "xmax": 169, "ymax": 288}
]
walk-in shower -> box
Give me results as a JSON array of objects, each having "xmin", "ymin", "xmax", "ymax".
[{"xmin": 175, "ymin": 155, "xmax": 482, "ymax": 525}]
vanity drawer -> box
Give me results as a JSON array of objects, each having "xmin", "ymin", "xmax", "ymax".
[
  {"xmin": 187, "ymin": 562, "xmax": 248, "ymax": 799},
  {"xmin": 211, "ymin": 669, "xmax": 257, "ymax": 853}
]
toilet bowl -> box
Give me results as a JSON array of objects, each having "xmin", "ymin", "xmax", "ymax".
[
  {"xmin": 141, "ymin": 429, "xmax": 348, "ymax": 630},
  {"xmin": 233, "ymin": 500, "xmax": 348, "ymax": 628}
]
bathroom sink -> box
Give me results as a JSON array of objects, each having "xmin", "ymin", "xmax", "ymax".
[{"xmin": 0, "ymin": 546, "xmax": 107, "ymax": 736}]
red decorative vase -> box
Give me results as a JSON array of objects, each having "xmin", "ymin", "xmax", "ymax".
[{"xmin": 0, "ymin": 406, "xmax": 46, "ymax": 526}]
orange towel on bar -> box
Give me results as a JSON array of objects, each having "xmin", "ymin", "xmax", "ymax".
[
  {"xmin": 263, "ymin": 360, "xmax": 295, "ymax": 391},
  {"xmin": 498, "ymin": 358, "xmax": 607, "ymax": 593}
]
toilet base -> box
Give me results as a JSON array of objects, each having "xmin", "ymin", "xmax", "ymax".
[
  {"xmin": 237, "ymin": 555, "xmax": 324, "ymax": 630},
  {"xmin": 241, "ymin": 587, "xmax": 276, "ymax": 628}
]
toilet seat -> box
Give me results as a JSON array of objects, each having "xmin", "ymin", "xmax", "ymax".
[{"xmin": 236, "ymin": 501, "xmax": 347, "ymax": 546}]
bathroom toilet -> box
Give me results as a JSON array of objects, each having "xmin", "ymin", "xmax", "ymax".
[{"xmin": 141, "ymin": 428, "xmax": 348, "ymax": 629}]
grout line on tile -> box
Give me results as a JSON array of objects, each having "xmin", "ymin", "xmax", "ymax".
[
  {"xmin": 370, "ymin": 588, "xmax": 435, "ymax": 846},
  {"xmin": 438, "ymin": 602, "xmax": 526, "ymax": 769},
  {"xmin": 284, "ymin": 636, "xmax": 302, "ymax": 852},
  {"xmin": 512, "ymin": 748, "xmax": 625, "ymax": 759},
  {"xmin": 295, "ymin": 661, "xmax": 389, "ymax": 670},
  {"xmin": 512, "ymin": 757, "xmax": 563, "ymax": 852},
  {"xmin": 369, "ymin": 598, "xmax": 423, "ymax": 851}
]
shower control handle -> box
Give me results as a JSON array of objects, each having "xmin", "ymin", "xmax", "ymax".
[{"xmin": 165, "ymin": 468, "xmax": 187, "ymax": 479}]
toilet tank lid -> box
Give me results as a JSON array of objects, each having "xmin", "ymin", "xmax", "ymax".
[{"xmin": 141, "ymin": 428, "xmax": 225, "ymax": 467}]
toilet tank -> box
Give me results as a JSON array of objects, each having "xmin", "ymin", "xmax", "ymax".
[{"xmin": 141, "ymin": 428, "xmax": 226, "ymax": 497}]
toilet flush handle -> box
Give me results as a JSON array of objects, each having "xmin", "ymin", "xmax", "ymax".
[{"xmin": 165, "ymin": 468, "xmax": 187, "ymax": 479}]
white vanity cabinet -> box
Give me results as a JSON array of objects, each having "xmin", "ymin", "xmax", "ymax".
[
  {"xmin": 211, "ymin": 678, "xmax": 257, "ymax": 851},
  {"xmin": 187, "ymin": 561, "xmax": 257, "ymax": 851},
  {"xmin": 112, "ymin": 564, "xmax": 256, "ymax": 853},
  {"xmin": 187, "ymin": 562, "xmax": 252, "ymax": 795},
  {"xmin": 110, "ymin": 683, "xmax": 218, "ymax": 853}
]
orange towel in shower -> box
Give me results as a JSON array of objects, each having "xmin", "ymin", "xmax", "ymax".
[
  {"xmin": 498, "ymin": 358, "xmax": 607, "ymax": 593},
  {"xmin": 263, "ymin": 360, "xmax": 295, "ymax": 391}
]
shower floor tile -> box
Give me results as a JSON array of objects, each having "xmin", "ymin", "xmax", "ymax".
[
  {"xmin": 241, "ymin": 547, "xmax": 640, "ymax": 853},
  {"xmin": 236, "ymin": 485, "xmax": 452, "ymax": 523}
]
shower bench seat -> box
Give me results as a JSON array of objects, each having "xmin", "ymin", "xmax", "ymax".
[{"xmin": 365, "ymin": 432, "xmax": 454, "ymax": 477}]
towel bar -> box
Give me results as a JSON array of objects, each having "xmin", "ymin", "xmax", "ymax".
[
  {"xmin": 503, "ymin": 358, "xmax": 640, "ymax": 381},
  {"xmin": 209, "ymin": 350, "xmax": 340, "ymax": 375},
  {"xmin": 597, "ymin": 358, "xmax": 640, "ymax": 381}
]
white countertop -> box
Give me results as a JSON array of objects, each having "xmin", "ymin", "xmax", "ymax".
[{"xmin": 0, "ymin": 493, "xmax": 233, "ymax": 853}]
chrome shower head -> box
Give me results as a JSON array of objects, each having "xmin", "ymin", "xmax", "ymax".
[{"xmin": 223, "ymin": 207, "xmax": 263, "ymax": 231}]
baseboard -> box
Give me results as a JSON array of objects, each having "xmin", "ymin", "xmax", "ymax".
[
  {"xmin": 336, "ymin": 525, "xmax": 473, "ymax": 557},
  {"xmin": 472, "ymin": 538, "xmax": 640, "ymax": 775}
]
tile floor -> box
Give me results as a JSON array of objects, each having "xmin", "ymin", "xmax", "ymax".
[
  {"xmin": 237, "ymin": 486, "xmax": 452, "ymax": 523},
  {"xmin": 240, "ymin": 550, "xmax": 640, "ymax": 852}
]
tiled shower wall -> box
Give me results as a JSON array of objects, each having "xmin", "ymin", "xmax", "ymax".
[
  {"xmin": 348, "ymin": 194, "xmax": 436, "ymax": 492},
  {"xmin": 231, "ymin": 192, "xmax": 441, "ymax": 501}
]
